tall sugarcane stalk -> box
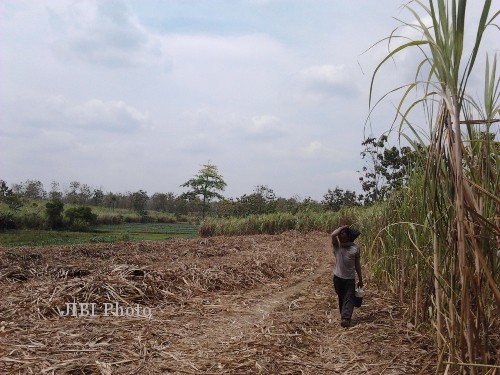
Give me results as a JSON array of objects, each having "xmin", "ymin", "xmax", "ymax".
[{"xmin": 369, "ymin": 1, "xmax": 499, "ymax": 372}]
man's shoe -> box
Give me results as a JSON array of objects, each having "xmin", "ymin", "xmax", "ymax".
[{"xmin": 340, "ymin": 319, "xmax": 350, "ymax": 327}]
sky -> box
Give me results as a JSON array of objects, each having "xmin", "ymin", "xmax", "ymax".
[{"xmin": 1, "ymin": 1, "xmax": 498, "ymax": 201}]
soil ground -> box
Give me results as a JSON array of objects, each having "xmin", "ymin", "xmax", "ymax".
[{"xmin": 0, "ymin": 232, "xmax": 436, "ymax": 374}]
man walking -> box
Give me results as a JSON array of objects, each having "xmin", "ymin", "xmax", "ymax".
[{"xmin": 331, "ymin": 225, "xmax": 363, "ymax": 327}]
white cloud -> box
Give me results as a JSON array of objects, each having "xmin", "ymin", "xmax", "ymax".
[
  {"xmin": 297, "ymin": 64, "xmax": 361, "ymax": 102},
  {"xmin": 299, "ymin": 139, "xmax": 348, "ymax": 161},
  {"xmin": 69, "ymin": 99, "xmax": 150, "ymax": 132},
  {"xmin": 160, "ymin": 32, "xmax": 295, "ymax": 110},
  {"xmin": 301, "ymin": 141, "xmax": 323, "ymax": 156},
  {"xmin": 19, "ymin": 95, "xmax": 151, "ymax": 133},
  {"xmin": 247, "ymin": 115, "xmax": 285, "ymax": 140},
  {"xmin": 51, "ymin": 0, "xmax": 163, "ymax": 68},
  {"xmin": 302, "ymin": 64, "xmax": 345, "ymax": 83}
]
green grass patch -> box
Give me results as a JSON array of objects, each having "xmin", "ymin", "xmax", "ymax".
[
  {"xmin": 0, "ymin": 230, "xmax": 129, "ymax": 247},
  {"xmin": 0, "ymin": 223, "xmax": 199, "ymax": 247},
  {"xmin": 94, "ymin": 223, "xmax": 197, "ymax": 234}
]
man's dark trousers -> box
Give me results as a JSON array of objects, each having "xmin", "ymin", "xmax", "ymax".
[{"xmin": 333, "ymin": 275, "xmax": 355, "ymax": 320}]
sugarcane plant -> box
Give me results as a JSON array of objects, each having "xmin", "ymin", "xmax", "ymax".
[{"xmin": 369, "ymin": 0, "xmax": 499, "ymax": 373}]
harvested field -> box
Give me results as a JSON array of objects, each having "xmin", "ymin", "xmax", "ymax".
[{"xmin": 0, "ymin": 232, "xmax": 436, "ymax": 374}]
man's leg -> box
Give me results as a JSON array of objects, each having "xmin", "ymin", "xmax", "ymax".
[
  {"xmin": 341, "ymin": 279, "xmax": 356, "ymax": 321},
  {"xmin": 333, "ymin": 275, "xmax": 346, "ymax": 315}
]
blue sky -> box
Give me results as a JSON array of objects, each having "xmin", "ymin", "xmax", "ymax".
[{"xmin": 1, "ymin": 1, "xmax": 497, "ymax": 200}]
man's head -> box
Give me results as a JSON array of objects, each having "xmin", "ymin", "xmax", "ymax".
[
  {"xmin": 339, "ymin": 227, "xmax": 361, "ymax": 243},
  {"xmin": 338, "ymin": 228, "xmax": 350, "ymax": 243}
]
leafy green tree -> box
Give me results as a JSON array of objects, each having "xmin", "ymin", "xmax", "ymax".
[
  {"xmin": 0, "ymin": 180, "xmax": 23, "ymax": 210},
  {"xmin": 274, "ymin": 196, "xmax": 301, "ymax": 214},
  {"xmin": 18, "ymin": 179, "xmax": 46, "ymax": 199},
  {"xmin": 181, "ymin": 162, "xmax": 227, "ymax": 218},
  {"xmin": 150, "ymin": 192, "xmax": 177, "ymax": 212},
  {"xmin": 322, "ymin": 187, "xmax": 361, "ymax": 211},
  {"xmin": 45, "ymin": 200, "xmax": 64, "ymax": 229},
  {"xmin": 78, "ymin": 184, "xmax": 92, "ymax": 205},
  {"xmin": 49, "ymin": 181, "xmax": 63, "ymax": 201},
  {"xmin": 0, "ymin": 180, "xmax": 9, "ymax": 198},
  {"xmin": 66, "ymin": 181, "xmax": 81, "ymax": 204},
  {"xmin": 174, "ymin": 195, "xmax": 198, "ymax": 217},
  {"xmin": 131, "ymin": 190, "xmax": 149, "ymax": 215},
  {"xmin": 65, "ymin": 206, "xmax": 97, "ymax": 229},
  {"xmin": 91, "ymin": 188, "xmax": 104, "ymax": 206},
  {"xmin": 234, "ymin": 185, "xmax": 277, "ymax": 216},
  {"xmin": 359, "ymin": 136, "xmax": 421, "ymax": 203},
  {"xmin": 298, "ymin": 197, "xmax": 323, "ymax": 213},
  {"xmin": 103, "ymin": 193, "xmax": 119, "ymax": 211}
]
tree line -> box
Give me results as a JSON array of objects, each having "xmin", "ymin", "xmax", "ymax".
[
  {"xmin": 0, "ymin": 177, "xmax": 361, "ymax": 217},
  {"xmin": 0, "ymin": 137, "xmax": 419, "ymax": 229}
]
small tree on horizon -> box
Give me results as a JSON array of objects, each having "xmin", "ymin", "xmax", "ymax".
[{"xmin": 180, "ymin": 162, "xmax": 227, "ymax": 218}]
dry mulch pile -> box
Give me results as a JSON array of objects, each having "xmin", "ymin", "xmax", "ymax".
[{"xmin": 0, "ymin": 231, "xmax": 436, "ymax": 374}]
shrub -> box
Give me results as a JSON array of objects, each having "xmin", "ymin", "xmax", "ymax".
[
  {"xmin": 21, "ymin": 212, "xmax": 45, "ymax": 229},
  {"xmin": 0, "ymin": 212, "xmax": 17, "ymax": 230},
  {"xmin": 69, "ymin": 218, "xmax": 91, "ymax": 232},
  {"xmin": 65, "ymin": 206, "xmax": 97, "ymax": 229},
  {"xmin": 46, "ymin": 200, "xmax": 64, "ymax": 229},
  {"xmin": 140, "ymin": 211, "xmax": 153, "ymax": 223},
  {"xmin": 97, "ymin": 214, "xmax": 124, "ymax": 225}
]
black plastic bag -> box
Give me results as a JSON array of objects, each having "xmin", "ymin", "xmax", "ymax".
[
  {"xmin": 354, "ymin": 295, "xmax": 363, "ymax": 307},
  {"xmin": 347, "ymin": 227, "xmax": 360, "ymax": 242}
]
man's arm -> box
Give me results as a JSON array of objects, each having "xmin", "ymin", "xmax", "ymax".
[
  {"xmin": 355, "ymin": 252, "xmax": 363, "ymax": 288},
  {"xmin": 331, "ymin": 225, "xmax": 348, "ymax": 248}
]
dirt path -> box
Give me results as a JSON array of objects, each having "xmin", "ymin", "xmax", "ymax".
[
  {"xmin": 1, "ymin": 232, "xmax": 436, "ymax": 374},
  {"xmin": 151, "ymin": 235, "xmax": 436, "ymax": 374}
]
